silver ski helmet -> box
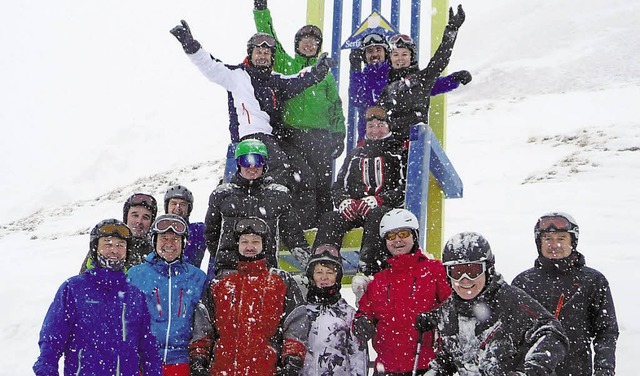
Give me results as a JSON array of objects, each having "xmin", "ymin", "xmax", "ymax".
[
  {"xmin": 379, "ymin": 209, "xmax": 419, "ymax": 238},
  {"xmin": 164, "ymin": 185, "xmax": 194, "ymax": 218},
  {"xmin": 534, "ymin": 212, "xmax": 579, "ymax": 253}
]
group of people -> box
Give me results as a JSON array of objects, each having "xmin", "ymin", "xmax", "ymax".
[{"xmin": 33, "ymin": 2, "xmax": 619, "ymax": 376}]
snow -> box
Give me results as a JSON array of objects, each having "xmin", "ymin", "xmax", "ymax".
[{"xmin": 1, "ymin": 0, "xmax": 639, "ymax": 374}]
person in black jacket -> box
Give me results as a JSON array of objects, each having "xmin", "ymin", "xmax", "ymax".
[
  {"xmin": 203, "ymin": 139, "xmax": 311, "ymax": 281},
  {"xmin": 312, "ymin": 106, "xmax": 407, "ymax": 276},
  {"xmin": 377, "ymin": 5, "xmax": 466, "ymax": 141},
  {"xmin": 512, "ymin": 212, "xmax": 619, "ymax": 376},
  {"xmin": 417, "ymin": 232, "xmax": 569, "ymax": 376}
]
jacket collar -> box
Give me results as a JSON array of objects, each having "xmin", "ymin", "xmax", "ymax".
[
  {"xmin": 535, "ymin": 251, "xmax": 585, "ymax": 274},
  {"xmin": 237, "ymin": 258, "xmax": 269, "ymax": 275}
]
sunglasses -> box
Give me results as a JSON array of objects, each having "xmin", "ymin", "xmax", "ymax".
[
  {"xmin": 237, "ymin": 154, "xmax": 267, "ymax": 168},
  {"xmin": 384, "ymin": 229, "xmax": 413, "ymax": 241},
  {"xmin": 537, "ymin": 216, "xmax": 571, "ymax": 232},
  {"xmin": 235, "ymin": 217, "xmax": 268, "ymax": 235},
  {"xmin": 389, "ymin": 33, "xmax": 414, "ymax": 46},
  {"xmin": 313, "ymin": 244, "xmax": 341, "ymax": 259},
  {"xmin": 153, "ymin": 218, "xmax": 187, "ymax": 235},
  {"xmin": 251, "ymin": 34, "xmax": 276, "ymax": 48},
  {"xmin": 362, "ymin": 33, "xmax": 385, "ymax": 45},
  {"xmin": 127, "ymin": 193, "xmax": 157, "ymax": 208},
  {"xmin": 446, "ymin": 262, "xmax": 486, "ymax": 281},
  {"xmin": 97, "ymin": 223, "xmax": 132, "ymax": 239}
]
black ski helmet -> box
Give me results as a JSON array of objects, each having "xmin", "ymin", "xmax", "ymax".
[
  {"xmin": 534, "ymin": 212, "xmax": 579, "ymax": 253},
  {"xmin": 442, "ymin": 232, "xmax": 495, "ymax": 270},
  {"xmin": 294, "ymin": 25, "xmax": 323, "ymax": 57},
  {"xmin": 164, "ymin": 185, "xmax": 194, "ymax": 217},
  {"xmin": 247, "ymin": 32, "xmax": 277, "ymax": 68},
  {"xmin": 122, "ymin": 193, "xmax": 158, "ymax": 225},
  {"xmin": 89, "ymin": 218, "xmax": 132, "ymax": 262},
  {"xmin": 360, "ymin": 32, "xmax": 389, "ymax": 57},
  {"xmin": 306, "ymin": 244, "xmax": 344, "ymax": 288},
  {"xmin": 233, "ymin": 217, "xmax": 270, "ymax": 243}
]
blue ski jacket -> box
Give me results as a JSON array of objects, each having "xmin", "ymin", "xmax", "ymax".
[
  {"xmin": 127, "ymin": 252, "xmax": 207, "ymax": 366},
  {"xmin": 33, "ymin": 267, "xmax": 161, "ymax": 376}
]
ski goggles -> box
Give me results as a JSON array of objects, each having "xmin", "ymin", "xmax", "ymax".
[
  {"xmin": 446, "ymin": 262, "xmax": 486, "ymax": 281},
  {"xmin": 237, "ymin": 153, "xmax": 267, "ymax": 168},
  {"xmin": 97, "ymin": 222, "xmax": 132, "ymax": 239},
  {"xmin": 127, "ymin": 193, "xmax": 157, "ymax": 208},
  {"xmin": 384, "ymin": 229, "xmax": 413, "ymax": 241},
  {"xmin": 389, "ymin": 33, "xmax": 414, "ymax": 46},
  {"xmin": 235, "ymin": 217, "xmax": 268, "ymax": 235},
  {"xmin": 153, "ymin": 217, "xmax": 187, "ymax": 235},
  {"xmin": 313, "ymin": 244, "xmax": 341, "ymax": 259},
  {"xmin": 537, "ymin": 216, "xmax": 572, "ymax": 232},
  {"xmin": 362, "ymin": 33, "xmax": 386, "ymax": 46},
  {"xmin": 251, "ymin": 33, "xmax": 276, "ymax": 49}
]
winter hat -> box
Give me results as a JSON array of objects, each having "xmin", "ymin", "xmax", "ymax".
[
  {"xmin": 89, "ymin": 218, "xmax": 132, "ymax": 270},
  {"xmin": 294, "ymin": 25, "xmax": 323, "ymax": 57},
  {"xmin": 122, "ymin": 193, "xmax": 158, "ymax": 225},
  {"xmin": 534, "ymin": 212, "xmax": 579, "ymax": 254},
  {"xmin": 306, "ymin": 244, "xmax": 343, "ymax": 305},
  {"xmin": 164, "ymin": 185, "xmax": 194, "ymax": 218}
]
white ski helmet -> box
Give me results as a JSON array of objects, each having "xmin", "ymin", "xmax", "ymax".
[{"xmin": 379, "ymin": 209, "xmax": 419, "ymax": 238}]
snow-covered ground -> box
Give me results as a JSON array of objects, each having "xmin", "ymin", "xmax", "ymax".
[{"xmin": 2, "ymin": 0, "xmax": 639, "ymax": 374}]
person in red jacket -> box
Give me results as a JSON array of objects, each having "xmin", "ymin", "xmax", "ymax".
[
  {"xmin": 353, "ymin": 209, "xmax": 451, "ymax": 375},
  {"xmin": 189, "ymin": 217, "xmax": 308, "ymax": 376}
]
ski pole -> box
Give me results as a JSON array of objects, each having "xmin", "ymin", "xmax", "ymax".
[{"xmin": 411, "ymin": 333, "xmax": 424, "ymax": 376}]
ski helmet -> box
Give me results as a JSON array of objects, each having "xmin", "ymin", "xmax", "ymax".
[
  {"xmin": 294, "ymin": 25, "xmax": 323, "ymax": 57},
  {"xmin": 442, "ymin": 232, "xmax": 495, "ymax": 268},
  {"xmin": 89, "ymin": 218, "xmax": 132, "ymax": 261},
  {"xmin": 122, "ymin": 193, "xmax": 158, "ymax": 224},
  {"xmin": 360, "ymin": 33, "xmax": 389, "ymax": 54},
  {"xmin": 164, "ymin": 185, "xmax": 194, "ymax": 217},
  {"xmin": 150, "ymin": 214, "xmax": 189, "ymax": 253},
  {"xmin": 306, "ymin": 244, "xmax": 344, "ymax": 284},
  {"xmin": 388, "ymin": 33, "xmax": 418, "ymax": 65},
  {"xmin": 534, "ymin": 212, "xmax": 579, "ymax": 252},
  {"xmin": 247, "ymin": 32, "xmax": 277, "ymax": 67},
  {"xmin": 379, "ymin": 209, "xmax": 419, "ymax": 238},
  {"xmin": 235, "ymin": 139, "xmax": 269, "ymax": 171},
  {"xmin": 233, "ymin": 217, "xmax": 270, "ymax": 243}
]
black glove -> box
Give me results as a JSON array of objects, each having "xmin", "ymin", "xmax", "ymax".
[
  {"xmin": 451, "ymin": 70, "xmax": 472, "ymax": 85},
  {"xmin": 349, "ymin": 49, "xmax": 362, "ymax": 72},
  {"xmin": 189, "ymin": 356, "xmax": 209, "ymax": 376},
  {"xmin": 170, "ymin": 20, "xmax": 201, "ymax": 54},
  {"xmin": 331, "ymin": 133, "xmax": 345, "ymax": 159},
  {"xmin": 278, "ymin": 355, "xmax": 303, "ymax": 376},
  {"xmin": 447, "ymin": 4, "xmax": 466, "ymax": 31},
  {"xmin": 415, "ymin": 311, "xmax": 438, "ymax": 333},
  {"xmin": 254, "ymin": 0, "xmax": 267, "ymax": 10},
  {"xmin": 353, "ymin": 316, "xmax": 376, "ymax": 341},
  {"xmin": 316, "ymin": 52, "xmax": 335, "ymax": 70}
]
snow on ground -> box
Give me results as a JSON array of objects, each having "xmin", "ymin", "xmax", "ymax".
[{"xmin": 1, "ymin": 0, "xmax": 639, "ymax": 374}]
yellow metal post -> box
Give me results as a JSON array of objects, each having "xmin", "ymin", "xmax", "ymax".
[
  {"xmin": 306, "ymin": 0, "xmax": 325, "ymax": 28},
  {"xmin": 427, "ymin": 0, "xmax": 449, "ymax": 259}
]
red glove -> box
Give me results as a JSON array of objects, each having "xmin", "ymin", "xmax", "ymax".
[
  {"xmin": 338, "ymin": 199, "xmax": 360, "ymax": 222},
  {"xmin": 357, "ymin": 196, "xmax": 384, "ymax": 218}
]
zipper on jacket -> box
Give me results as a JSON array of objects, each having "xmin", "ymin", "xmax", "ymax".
[
  {"xmin": 154, "ymin": 287, "xmax": 163, "ymax": 317},
  {"xmin": 75, "ymin": 348, "xmax": 83, "ymax": 376},
  {"xmin": 554, "ymin": 293, "xmax": 565, "ymax": 318},
  {"xmin": 164, "ymin": 267, "xmax": 173, "ymax": 363},
  {"xmin": 177, "ymin": 289, "xmax": 184, "ymax": 317},
  {"xmin": 121, "ymin": 303, "xmax": 127, "ymax": 341},
  {"xmin": 242, "ymin": 103, "xmax": 251, "ymax": 124}
]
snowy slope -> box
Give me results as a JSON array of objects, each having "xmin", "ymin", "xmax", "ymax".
[{"xmin": 1, "ymin": 0, "xmax": 639, "ymax": 374}]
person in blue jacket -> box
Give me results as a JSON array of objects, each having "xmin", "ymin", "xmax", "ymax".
[
  {"xmin": 34, "ymin": 219, "xmax": 162, "ymax": 376},
  {"xmin": 349, "ymin": 32, "xmax": 472, "ymax": 143},
  {"xmin": 128, "ymin": 214, "xmax": 207, "ymax": 376},
  {"xmin": 163, "ymin": 185, "xmax": 207, "ymax": 268}
]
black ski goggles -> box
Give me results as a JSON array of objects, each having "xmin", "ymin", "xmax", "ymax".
[
  {"xmin": 446, "ymin": 262, "xmax": 486, "ymax": 281},
  {"xmin": 537, "ymin": 216, "xmax": 572, "ymax": 232},
  {"xmin": 153, "ymin": 218, "xmax": 187, "ymax": 235},
  {"xmin": 235, "ymin": 217, "xmax": 268, "ymax": 235},
  {"xmin": 97, "ymin": 223, "xmax": 132, "ymax": 239}
]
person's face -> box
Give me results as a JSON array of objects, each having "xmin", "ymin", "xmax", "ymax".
[
  {"xmin": 385, "ymin": 228, "xmax": 414, "ymax": 256},
  {"xmin": 126, "ymin": 205, "xmax": 153, "ymax": 238},
  {"xmin": 313, "ymin": 263, "xmax": 337, "ymax": 288},
  {"xmin": 298, "ymin": 36, "xmax": 320, "ymax": 57},
  {"xmin": 365, "ymin": 119, "xmax": 390, "ymax": 140},
  {"xmin": 364, "ymin": 45, "xmax": 386, "ymax": 65},
  {"xmin": 97, "ymin": 236, "xmax": 127, "ymax": 262},
  {"xmin": 451, "ymin": 271, "xmax": 486, "ymax": 300},
  {"xmin": 167, "ymin": 198, "xmax": 189, "ymax": 219},
  {"xmin": 238, "ymin": 233, "xmax": 263, "ymax": 257},
  {"xmin": 390, "ymin": 47, "xmax": 412, "ymax": 69},
  {"xmin": 240, "ymin": 165, "xmax": 264, "ymax": 180},
  {"xmin": 251, "ymin": 46, "xmax": 273, "ymax": 67},
  {"xmin": 539, "ymin": 231, "xmax": 572, "ymax": 259},
  {"xmin": 155, "ymin": 232, "xmax": 183, "ymax": 262}
]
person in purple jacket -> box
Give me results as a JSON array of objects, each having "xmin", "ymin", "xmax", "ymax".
[
  {"xmin": 349, "ymin": 31, "xmax": 472, "ymax": 142},
  {"xmin": 34, "ymin": 219, "xmax": 161, "ymax": 376}
]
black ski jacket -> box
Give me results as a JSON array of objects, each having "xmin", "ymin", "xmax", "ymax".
[
  {"xmin": 377, "ymin": 26, "xmax": 459, "ymax": 141},
  {"xmin": 203, "ymin": 173, "xmax": 308, "ymax": 273},
  {"xmin": 512, "ymin": 251, "xmax": 619, "ymax": 376},
  {"xmin": 427, "ymin": 273, "xmax": 569, "ymax": 375}
]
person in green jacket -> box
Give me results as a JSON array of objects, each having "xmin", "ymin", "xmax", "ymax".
[{"xmin": 254, "ymin": 0, "xmax": 346, "ymax": 228}]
